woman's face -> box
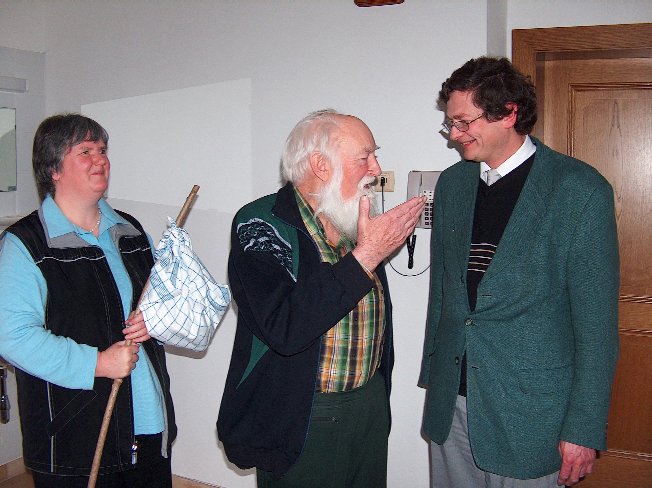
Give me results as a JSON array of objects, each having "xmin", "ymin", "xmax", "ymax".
[{"xmin": 52, "ymin": 139, "xmax": 110, "ymax": 201}]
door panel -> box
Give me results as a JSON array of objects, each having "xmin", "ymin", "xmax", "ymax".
[
  {"xmin": 513, "ymin": 24, "xmax": 652, "ymax": 487},
  {"xmin": 567, "ymin": 79, "xmax": 652, "ymax": 299},
  {"xmin": 607, "ymin": 332, "xmax": 652, "ymax": 454}
]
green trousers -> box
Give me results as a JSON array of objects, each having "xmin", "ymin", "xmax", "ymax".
[{"xmin": 257, "ymin": 372, "xmax": 390, "ymax": 488}]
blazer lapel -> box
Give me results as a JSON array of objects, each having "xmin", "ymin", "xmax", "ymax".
[
  {"xmin": 483, "ymin": 141, "xmax": 556, "ymax": 279},
  {"xmin": 452, "ymin": 162, "xmax": 480, "ymax": 275}
]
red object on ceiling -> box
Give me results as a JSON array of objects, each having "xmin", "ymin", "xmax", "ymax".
[{"xmin": 354, "ymin": 0, "xmax": 404, "ymax": 6}]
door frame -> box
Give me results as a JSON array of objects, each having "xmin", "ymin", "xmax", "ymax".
[{"xmin": 512, "ymin": 22, "xmax": 652, "ymax": 139}]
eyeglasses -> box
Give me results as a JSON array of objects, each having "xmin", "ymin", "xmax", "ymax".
[{"xmin": 441, "ymin": 112, "xmax": 486, "ymax": 133}]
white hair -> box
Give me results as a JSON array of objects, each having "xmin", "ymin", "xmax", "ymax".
[{"xmin": 281, "ymin": 109, "xmax": 343, "ymax": 184}]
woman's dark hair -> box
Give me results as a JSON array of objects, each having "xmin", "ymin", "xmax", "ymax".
[
  {"xmin": 32, "ymin": 113, "xmax": 109, "ymax": 201},
  {"xmin": 438, "ymin": 56, "xmax": 537, "ymax": 135}
]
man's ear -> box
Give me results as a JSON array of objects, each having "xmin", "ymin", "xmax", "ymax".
[
  {"xmin": 502, "ymin": 103, "xmax": 518, "ymax": 128},
  {"xmin": 309, "ymin": 151, "xmax": 331, "ymax": 183}
]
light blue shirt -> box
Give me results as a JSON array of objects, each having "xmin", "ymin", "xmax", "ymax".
[{"xmin": 0, "ymin": 196, "xmax": 164, "ymax": 434}]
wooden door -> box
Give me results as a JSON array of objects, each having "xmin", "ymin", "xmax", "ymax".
[{"xmin": 513, "ymin": 24, "xmax": 652, "ymax": 488}]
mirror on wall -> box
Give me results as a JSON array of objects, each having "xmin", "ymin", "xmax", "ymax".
[{"xmin": 0, "ymin": 108, "xmax": 17, "ymax": 192}]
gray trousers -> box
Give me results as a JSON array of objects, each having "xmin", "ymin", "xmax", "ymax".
[{"xmin": 430, "ymin": 395, "xmax": 561, "ymax": 488}]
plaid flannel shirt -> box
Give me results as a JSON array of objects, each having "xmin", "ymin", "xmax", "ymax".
[{"xmin": 295, "ymin": 189, "xmax": 385, "ymax": 392}]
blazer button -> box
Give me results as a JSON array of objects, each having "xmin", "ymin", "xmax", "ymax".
[
  {"xmin": 465, "ymin": 318, "xmax": 473, "ymax": 326},
  {"xmin": 454, "ymin": 357, "xmax": 460, "ymax": 365}
]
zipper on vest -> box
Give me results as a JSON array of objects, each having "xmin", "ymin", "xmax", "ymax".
[{"xmin": 131, "ymin": 439, "xmax": 138, "ymax": 464}]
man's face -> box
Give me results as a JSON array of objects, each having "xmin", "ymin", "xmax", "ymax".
[
  {"xmin": 336, "ymin": 117, "xmax": 382, "ymax": 201},
  {"xmin": 445, "ymin": 90, "xmax": 513, "ymax": 168},
  {"xmin": 316, "ymin": 116, "xmax": 381, "ymax": 240}
]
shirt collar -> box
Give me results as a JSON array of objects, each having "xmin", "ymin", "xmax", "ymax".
[
  {"xmin": 41, "ymin": 194, "xmax": 134, "ymax": 241},
  {"xmin": 480, "ymin": 135, "xmax": 536, "ymax": 180}
]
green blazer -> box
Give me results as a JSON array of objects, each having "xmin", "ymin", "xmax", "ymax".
[{"xmin": 419, "ymin": 138, "xmax": 619, "ymax": 479}]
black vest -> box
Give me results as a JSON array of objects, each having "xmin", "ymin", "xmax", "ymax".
[{"xmin": 7, "ymin": 209, "xmax": 176, "ymax": 476}]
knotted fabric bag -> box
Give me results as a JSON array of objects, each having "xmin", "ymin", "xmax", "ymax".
[{"xmin": 139, "ymin": 218, "xmax": 231, "ymax": 351}]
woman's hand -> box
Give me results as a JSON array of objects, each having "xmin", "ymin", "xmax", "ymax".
[
  {"xmin": 123, "ymin": 309, "xmax": 151, "ymax": 343},
  {"xmin": 95, "ymin": 341, "xmax": 139, "ymax": 379}
]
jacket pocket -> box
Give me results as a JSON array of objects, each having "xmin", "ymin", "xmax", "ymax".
[
  {"xmin": 517, "ymin": 364, "xmax": 571, "ymax": 395},
  {"xmin": 46, "ymin": 389, "xmax": 97, "ymax": 437}
]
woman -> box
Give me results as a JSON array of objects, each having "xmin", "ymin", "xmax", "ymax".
[{"xmin": 0, "ymin": 114, "xmax": 176, "ymax": 487}]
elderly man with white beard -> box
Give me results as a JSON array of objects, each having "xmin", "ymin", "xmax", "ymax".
[{"xmin": 217, "ymin": 110, "xmax": 426, "ymax": 488}]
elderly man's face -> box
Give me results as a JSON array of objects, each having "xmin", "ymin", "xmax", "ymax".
[
  {"xmin": 316, "ymin": 117, "xmax": 381, "ymax": 240},
  {"xmin": 336, "ymin": 117, "xmax": 382, "ymax": 200}
]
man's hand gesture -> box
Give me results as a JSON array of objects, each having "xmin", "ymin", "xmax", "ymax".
[{"xmin": 352, "ymin": 195, "xmax": 426, "ymax": 272}]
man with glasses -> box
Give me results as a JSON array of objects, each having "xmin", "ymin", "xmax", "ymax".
[{"xmin": 419, "ymin": 57, "xmax": 619, "ymax": 487}]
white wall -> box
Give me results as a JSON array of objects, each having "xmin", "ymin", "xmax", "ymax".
[
  {"xmin": 0, "ymin": 46, "xmax": 44, "ymax": 219},
  {"xmin": 505, "ymin": 0, "xmax": 652, "ymax": 54},
  {"xmin": 0, "ymin": 44, "xmax": 44, "ymax": 467},
  {"xmin": 0, "ymin": 1, "xmax": 650, "ymax": 487}
]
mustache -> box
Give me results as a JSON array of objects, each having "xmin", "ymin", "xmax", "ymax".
[{"xmin": 359, "ymin": 176, "xmax": 377, "ymax": 193}]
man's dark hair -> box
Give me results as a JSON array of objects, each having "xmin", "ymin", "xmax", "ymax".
[
  {"xmin": 438, "ymin": 56, "xmax": 537, "ymax": 135},
  {"xmin": 33, "ymin": 113, "xmax": 109, "ymax": 201}
]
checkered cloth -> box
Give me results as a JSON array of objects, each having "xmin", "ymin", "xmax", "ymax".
[{"xmin": 138, "ymin": 218, "xmax": 231, "ymax": 351}]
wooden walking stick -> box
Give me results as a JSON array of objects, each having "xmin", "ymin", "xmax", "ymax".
[{"xmin": 88, "ymin": 185, "xmax": 200, "ymax": 488}]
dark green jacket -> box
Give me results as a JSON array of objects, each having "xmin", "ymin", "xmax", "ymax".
[
  {"xmin": 420, "ymin": 138, "xmax": 619, "ymax": 479},
  {"xmin": 218, "ymin": 183, "xmax": 394, "ymax": 476}
]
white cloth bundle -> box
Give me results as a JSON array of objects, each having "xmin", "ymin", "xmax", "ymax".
[{"xmin": 139, "ymin": 218, "xmax": 230, "ymax": 351}]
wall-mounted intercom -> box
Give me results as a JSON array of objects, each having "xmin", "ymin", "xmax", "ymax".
[{"xmin": 407, "ymin": 171, "xmax": 441, "ymax": 229}]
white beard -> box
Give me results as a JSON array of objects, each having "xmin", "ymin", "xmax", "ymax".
[{"xmin": 316, "ymin": 172, "xmax": 377, "ymax": 242}]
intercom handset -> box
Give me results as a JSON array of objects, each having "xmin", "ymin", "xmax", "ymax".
[{"xmin": 407, "ymin": 171, "xmax": 441, "ymax": 229}]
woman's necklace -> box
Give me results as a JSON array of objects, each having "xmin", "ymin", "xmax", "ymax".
[{"xmin": 85, "ymin": 207, "xmax": 102, "ymax": 234}]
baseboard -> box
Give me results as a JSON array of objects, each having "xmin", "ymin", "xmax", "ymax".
[
  {"xmin": 0, "ymin": 457, "xmax": 26, "ymax": 482},
  {"xmin": 172, "ymin": 474, "xmax": 222, "ymax": 487},
  {"xmin": 0, "ymin": 458, "xmax": 220, "ymax": 488}
]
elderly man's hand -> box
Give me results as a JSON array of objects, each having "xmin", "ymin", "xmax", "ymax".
[
  {"xmin": 352, "ymin": 195, "xmax": 426, "ymax": 272},
  {"xmin": 557, "ymin": 441, "xmax": 596, "ymax": 486}
]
